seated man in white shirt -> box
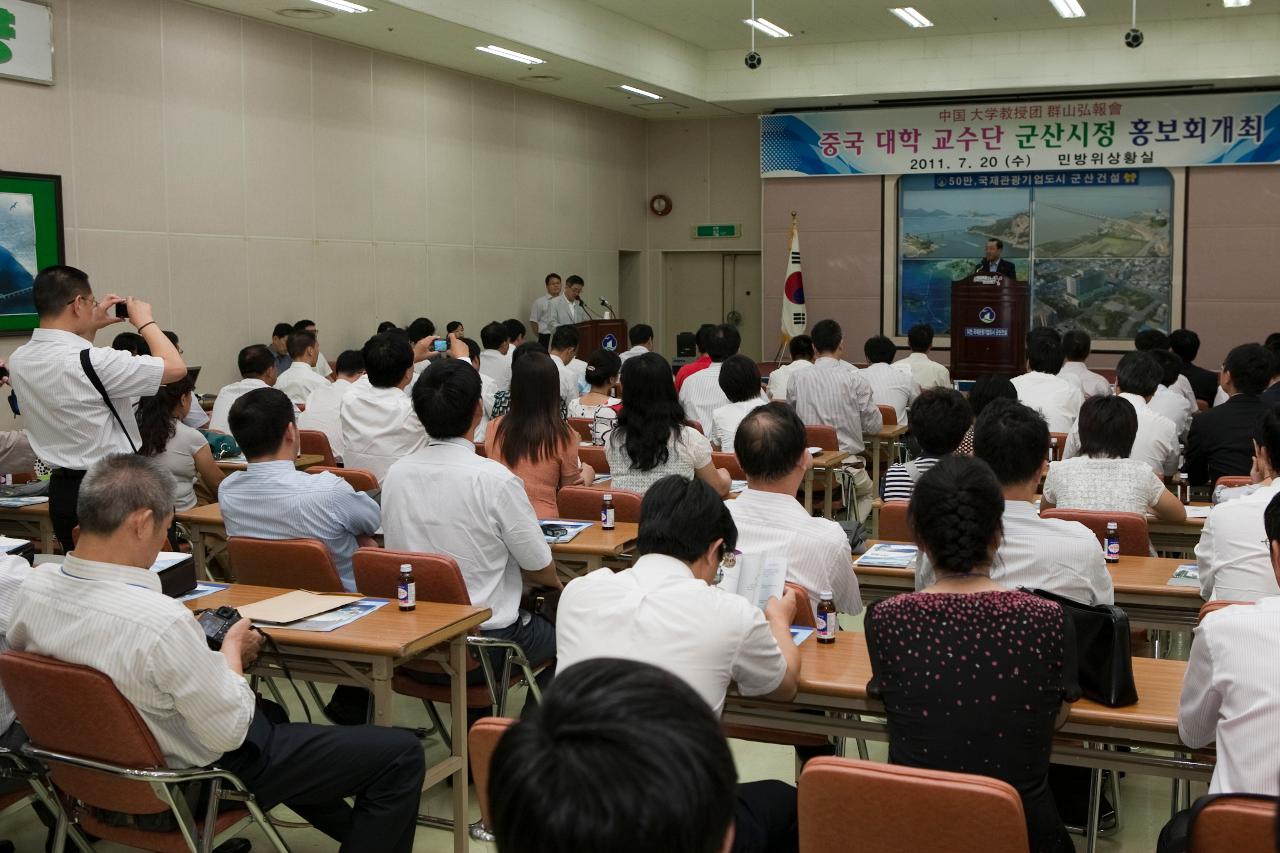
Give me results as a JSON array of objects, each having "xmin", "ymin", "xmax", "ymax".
[
  {"xmin": 298, "ymin": 349, "xmax": 364, "ymax": 463},
  {"xmin": 618, "ymin": 323, "xmax": 654, "ymax": 364},
  {"xmin": 861, "ymin": 334, "xmax": 918, "ymax": 424},
  {"xmin": 556, "ymin": 474, "xmax": 800, "ymax": 851},
  {"xmin": 273, "ymin": 330, "xmax": 330, "ymax": 405},
  {"xmin": 917, "ymin": 399, "xmax": 1113, "ymax": 605},
  {"xmin": 340, "ymin": 331, "xmax": 431, "ymax": 484},
  {"xmin": 1063, "ymin": 351, "xmax": 1179, "ymax": 476},
  {"xmin": 8, "ymin": 454, "xmax": 424, "ymax": 852},
  {"xmin": 208, "ymin": 344, "xmax": 277, "ymax": 434},
  {"xmin": 1058, "ymin": 330, "xmax": 1112, "ymax": 400},
  {"xmin": 549, "ymin": 325, "xmax": 583, "ymax": 405},
  {"xmin": 502, "ymin": 318, "xmax": 526, "ymax": 360},
  {"xmin": 478, "ymin": 321, "xmax": 512, "ymax": 393},
  {"xmin": 767, "ymin": 334, "xmax": 815, "ymax": 401},
  {"xmin": 1147, "ymin": 349, "xmax": 1195, "ymax": 442},
  {"xmin": 1135, "ymin": 328, "xmax": 1197, "ymax": 411},
  {"xmin": 680, "ymin": 324, "xmax": 742, "ymax": 434},
  {"xmin": 1161, "ymin": 493, "xmax": 1280, "ymax": 850},
  {"xmin": 710, "ymin": 355, "xmax": 769, "ymax": 453},
  {"xmin": 292, "ymin": 319, "xmax": 331, "ymax": 378},
  {"xmin": 1011, "ymin": 329, "xmax": 1084, "ymax": 434},
  {"xmin": 1196, "ymin": 408, "xmax": 1280, "ymax": 602},
  {"xmin": 893, "ymin": 324, "xmax": 951, "ymax": 390},
  {"xmin": 491, "ymin": 658, "xmax": 798, "ymax": 853},
  {"xmin": 382, "ymin": 358, "xmax": 561, "ymax": 702},
  {"xmin": 728, "ymin": 402, "xmax": 861, "ymax": 621}
]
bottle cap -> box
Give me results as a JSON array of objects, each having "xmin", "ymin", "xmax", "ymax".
[
  {"xmin": 821, "ymin": 590, "xmax": 833, "ymax": 599},
  {"xmin": 603, "ymin": 493, "xmax": 613, "ymax": 500},
  {"xmin": 400, "ymin": 563, "xmax": 412, "ymax": 571}
]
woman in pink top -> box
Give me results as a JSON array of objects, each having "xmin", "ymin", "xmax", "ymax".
[{"xmin": 487, "ymin": 351, "xmax": 594, "ymax": 518}]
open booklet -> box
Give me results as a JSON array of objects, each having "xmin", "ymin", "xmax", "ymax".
[
  {"xmin": 717, "ymin": 553, "xmax": 787, "ymax": 611},
  {"xmin": 855, "ymin": 543, "xmax": 919, "ymax": 569}
]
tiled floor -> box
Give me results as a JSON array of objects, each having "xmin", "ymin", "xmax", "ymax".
[{"xmin": 0, "ymin": 622, "xmax": 1199, "ymax": 851}]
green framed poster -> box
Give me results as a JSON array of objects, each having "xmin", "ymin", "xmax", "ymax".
[{"xmin": 0, "ymin": 170, "xmax": 63, "ymax": 333}]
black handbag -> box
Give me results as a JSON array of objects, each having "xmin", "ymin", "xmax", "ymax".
[{"xmin": 1025, "ymin": 587, "xmax": 1139, "ymax": 708}]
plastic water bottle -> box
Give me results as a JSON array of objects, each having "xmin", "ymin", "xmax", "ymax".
[
  {"xmin": 1104, "ymin": 522, "xmax": 1120, "ymax": 564},
  {"xmin": 816, "ymin": 591, "xmax": 837, "ymax": 644},
  {"xmin": 398, "ymin": 564, "xmax": 416, "ymax": 611}
]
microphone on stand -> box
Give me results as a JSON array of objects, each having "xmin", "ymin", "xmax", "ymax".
[
  {"xmin": 578, "ymin": 299, "xmax": 596, "ymax": 320},
  {"xmin": 599, "ymin": 298, "xmax": 617, "ymax": 320}
]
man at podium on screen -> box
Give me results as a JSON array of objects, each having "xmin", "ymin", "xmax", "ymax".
[{"xmin": 974, "ymin": 238, "xmax": 1016, "ymax": 278}]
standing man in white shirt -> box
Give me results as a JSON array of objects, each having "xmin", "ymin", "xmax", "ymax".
[
  {"xmin": 9, "ymin": 265, "xmax": 185, "ymax": 552},
  {"xmin": 274, "ymin": 330, "xmax": 329, "ymax": 405},
  {"xmin": 478, "ymin": 321, "xmax": 512, "ymax": 393},
  {"xmin": 618, "ymin": 323, "xmax": 654, "ymax": 364},
  {"xmin": 7, "ymin": 454, "xmax": 425, "ymax": 852},
  {"xmin": 1063, "ymin": 351, "xmax": 1179, "ymax": 476},
  {"xmin": 382, "ymin": 358, "xmax": 561, "ymax": 703},
  {"xmin": 1195, "ymin": 409, "xmax": 1280, "ymax": 602},
  {"xmin": 299, "ymin": 350, "xmax": 364, "ymax": 462},
  {"xmin": 893, "ymin": 324, "xmax": 951, "ymax": 390},
  {"xmin": 679, "ymin": 324, "xmax": 741, "ymax": 432},
  {"xmin": 208, "ymin": 345, "xmax": 278, "ymax": 435},
  {"xmin": 861, "ymin": 335, "xmax": 918, "ymax": 425},
  {"xmin": 293, "ymin": 319, "xmax": 331, "ymax": 378},
  {"xmin": 1058, "ymin": 330, "xmax": 1112, "ymax": 400},
  {"xmin": 917, "ymin": 399, "xmax": 1113, "ymax": 604},
  {"xmin": 767, "ymin": 334, "xmax": 815, "ymax": 401},
  {"xmin": 1011, "ymin": 330, "xmax": 1084, "ymax": 434},
  {"xmin": 340, "ymin": 331, "xmax": 431, "ymax": 484},
  {"xmin": 547, "ymin": 275, "xmax": 589, "ymax": 330},
  {"xmin": 529, "ymin": 272, "xmax": 561, "ymax": 349},
  {"xmin": 728, "ymin": 403, "xmax": 861, "ymax": 622},
  {"xmin": 787, "ymin": 319, "xmax": 882, "ymax": 520},
  {"xmin": 549, "ymin": 325, "xmax": 583, "ymax": 405}
]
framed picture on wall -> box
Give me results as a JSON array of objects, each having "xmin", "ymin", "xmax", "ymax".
[{"xmin": 0, "ymin": 171, "xmax": 63, "ymax": 333}]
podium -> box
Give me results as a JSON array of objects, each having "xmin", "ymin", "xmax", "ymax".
[
  {"xmin": 574, "ymin": 319, "xmax": 628, "ymax": 356},
  {"xmin": 949, "ymin": 275, "xmax": 1029, "ymax": 380}
]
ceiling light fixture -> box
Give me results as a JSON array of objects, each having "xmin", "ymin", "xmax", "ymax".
[
  {"xmin": 308, "ymin": 0, "xmax": 370, "ymax": 12},
  {"xmin": 1047, "ymin": 0, "xmax": 1086, "ymax": 18},
  {"xmin": 888, "ymin": 7, "xmax": 933, "ymax": 28},
  {"xmin": 618, "ymin": 84, "xmax": 662, "ymax": 100},
  {"xmin": 1222, "ymin": 0, "xmax": 1251, "ymax": 7},
  {"xmin": 742, "ymin": 17, "xmax": 792, "ymax": 37},
  {"xmin": 474, "ymin": 45, "xmax": 546, "ymax": 65}
]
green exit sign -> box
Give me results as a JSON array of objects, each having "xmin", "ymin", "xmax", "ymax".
[{"xmin": 693, "ymin": 223, "xmax": 740, "ymax": 239}]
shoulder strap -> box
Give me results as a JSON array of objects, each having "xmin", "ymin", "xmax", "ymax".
[{"xmin": 80, "ymin": 348, "xmax": 138, "ymax": 453}]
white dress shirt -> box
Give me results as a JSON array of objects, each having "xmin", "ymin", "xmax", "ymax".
[
  {"xmin": 0, "ymin": 556, "xmax": 31, "ymax": 733},
  {"xmin": 478, "ymin": 349, "xmax": 512, "ymax": 394},
  {"xmin": 550, "ymin": 354, "xmax": 580, "ymax": 405},
  {"xmin": 679, "ymin": 363, "xmax": 730, "ymax": 434},
  {"xmin": 219, "ymin": 460, "xmax": 381, "ymax": 591},
  {"xmin": 8, "ymin": 556, "xmax": 256, "ymax": 768},
  {"xmin": 916, "ymin": 500, "xmax": 1114, "ymax": 605},
  {"xmin": 1058, "ymin": 361, "xmax": 1113, "ymax": 400},
  {"xmin": 274, "ymin": 361, "xmax": 329, "ymax": 406},
  {"xmin": 9, "ymin": 328, "xmax": 164, "ymax": 468},
  {"xmin": 1214, "ymin": 386, "xmax": 1228, "ymax": 408},
  {"xmin": 767, "ymin": 359, "xmax": 813, "ymax": 401},
  {"xmin": 567, "ymin": 358, "xmax": 588, "ymax": 395},
  {"xmin": 1011, "ymin": 371, "xmax": 1084, "ymax": 434},
  {"xmin": 297, "ymin": 378, "xmax": 353, "ymax": 461},
  {"xmin": 1063, "ymin": 392, "xmax": 1180, "ymax": 476},
  {"xmin": 381, "ymin": 438, "xmax": 552, "ymax": 630},
  {"xmin": 1179, "ymin": 597, "xmax": 1280, "ymax": 795},
  {"xmin": 315, "ymin": 352, "xmax": 331, "ymax": 378},
  {"xmin": 710, "ymin": 396, "xmax": 768, "ymax": 453},
  {"xmin": 1172, "ymin": 373, "xmax": 1197, "ymax": 409},
  {"xmin": 546, "ymin": 293, "xmax": 587, "ymax": 329},
  {"xmin": 555, "ymin": 553, "xmax": 787, "ymax": 716},
  {"xmin": 861, "ymin": 362, "xmax": 919, "ymax": 425},
  {"xmin": 339, "ymin": 382, "xmax": 428, "ymax": 483},
  {"xmin": 787, "ymin": 357, "xmax": 883, "ymax": 456},
  {"xmin": 1150, "ymin": 384, "xmax": 1194, "ymax": 441},
  {"xmin": 727, "ymin": 488, "xmax": 862, "ymax": 620},
  {"xmin": 1195, "ymin": 481, "xmax": 1280, "ymax": 602},
  {"xmin": 618, "ymin": 344, "xmax": 649, "ymax": 364},
  {"xmin": 529, "ymin": 293, "xmax": 552, "ymax": 331},
  {"xmin": 207, "ymin": 377, "xmax": 269, "ymax": 435},
  {"xmin": 892, "ymin": 352, "xmax": 951, "ymax": 391}
]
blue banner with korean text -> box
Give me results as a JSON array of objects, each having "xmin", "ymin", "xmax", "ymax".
[{"xmin": 761, "ymin": 92, "xmax": 1280, "ymax": 177}]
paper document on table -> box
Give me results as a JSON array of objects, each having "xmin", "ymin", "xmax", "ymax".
[
  {"xmin": 718, "ymin": 554, "xmax": 787, "ymax": 610},
  {"xmin": 790, "ymin": 627, "xmax": 814, "ymax": 646},
  {"xmin": 730, "ymin": 480, "xmax": 748, "ymax": 494},
  {"xmin": 855, "ymin": 543, "xmax": 919, "ymax": 568},
  {"xmin": 238, "ymin": 590, "xmax": 364, "ymax": 624},
  {"xmin": 0, "ymin": 496, "xmax": 47, "ymax": 508},
  {"xmin": 0, "ymin": 537, "xmax": 29, "ymax": 554},
  {"xmin": 285, "ymin": 598, "xmax": 389, "ymax": 632},
  {"xmin": 539, "ymin": 520, "xmax": 592, "ymax": 544},
  {"xmin": 1182, "ymin": 506, "xmax": 1212, "ymax": 519},
  {"xmin": 149, "ymin": 552, "xmax": 191, "ymax": 573},
  {"xmin": 1167, "ymin": 563, "xmax": 1200, "ymax": 587},
  {"xmin": 177, "ymin": 583, "xmax": 227, "ymax": 602}
]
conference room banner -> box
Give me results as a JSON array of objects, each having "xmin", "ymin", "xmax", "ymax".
[{"xmin": 761, "ymin": 92, "xmax": 1280, "ymax": 177}]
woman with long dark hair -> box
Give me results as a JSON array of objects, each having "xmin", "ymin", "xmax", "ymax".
[
  {"xmin": 487, "ymin": 351, "xmax": 594, "ymax": 517},
  {"xmin": 866, "ymin": 454, "xmax": 1078, "ymax": 853},
  {"xmin": 136, "ymin": 373, "xmax": 224, "ymax": 511},
  {"xmin": 568, "ymin": 348, "xmax": 622, "ymax": 445},
  {"xmin": 606, "ymin": 352, "xmax": 730, "ymax": 496}
]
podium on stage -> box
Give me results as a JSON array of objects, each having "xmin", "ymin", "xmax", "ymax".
[
  {"xmin": 949, "ymin": 275, "xmax": 1028, "ymax": 380},
  {"xmin": 574, "ymin": 319, "xmax": 628, "ymax": 356}
]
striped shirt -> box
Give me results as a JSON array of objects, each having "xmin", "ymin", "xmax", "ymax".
[
  {"xmin": 880, "ymin": 455, "xmax": 940, "ymax": 502},
  {"xmin": 8, "ymin": 556, "xmax": 256, "ymax": 768},
  {"xmin": 0, "ymin": 557, "xmax": 32, "ymax": 732},
  {"xmin": 218, "ymin": 461, "xmax": 382, "ymax": 591},
  {"xmin": 679, "ymin": 363, "xmax": 729, "ymax": 435},
  {"xmin": 9, "ymin": 328, "xmax": 165, "ymax": 468},
  {"xmin": 786, "ymin": 357, "xmax": 883, "ymax": 456}
]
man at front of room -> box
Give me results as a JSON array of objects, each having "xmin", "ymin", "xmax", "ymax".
[{"xmin": 975, "ymin": 238, "xmax": 1016, "ymax": 278}]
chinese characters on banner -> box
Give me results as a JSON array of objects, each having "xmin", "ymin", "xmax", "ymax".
[{"xmin": 760, "ymin": 92, "xmax": 1279, "ymax": 177}]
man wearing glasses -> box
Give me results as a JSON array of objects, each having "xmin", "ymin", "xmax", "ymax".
[{"xmin": 9, "ymin": 266, "xmax": 186, "ymax": 551}]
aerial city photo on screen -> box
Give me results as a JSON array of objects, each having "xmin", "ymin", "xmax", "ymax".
[{"xmin": 897, "ymin": 169, "xmax": 1174, "ymax": 343}]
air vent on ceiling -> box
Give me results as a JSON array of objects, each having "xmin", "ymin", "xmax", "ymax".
[
  {"xmin": 632, "ymin": 102, "xmax": 687, "ymax": 112},
  {"xmin": 519, "ymin": 74, "xmax": 562, "ymax": 83},
  {"xmin": 277, "ymin": 8, "xmax": 334, "ymax": 19}
]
